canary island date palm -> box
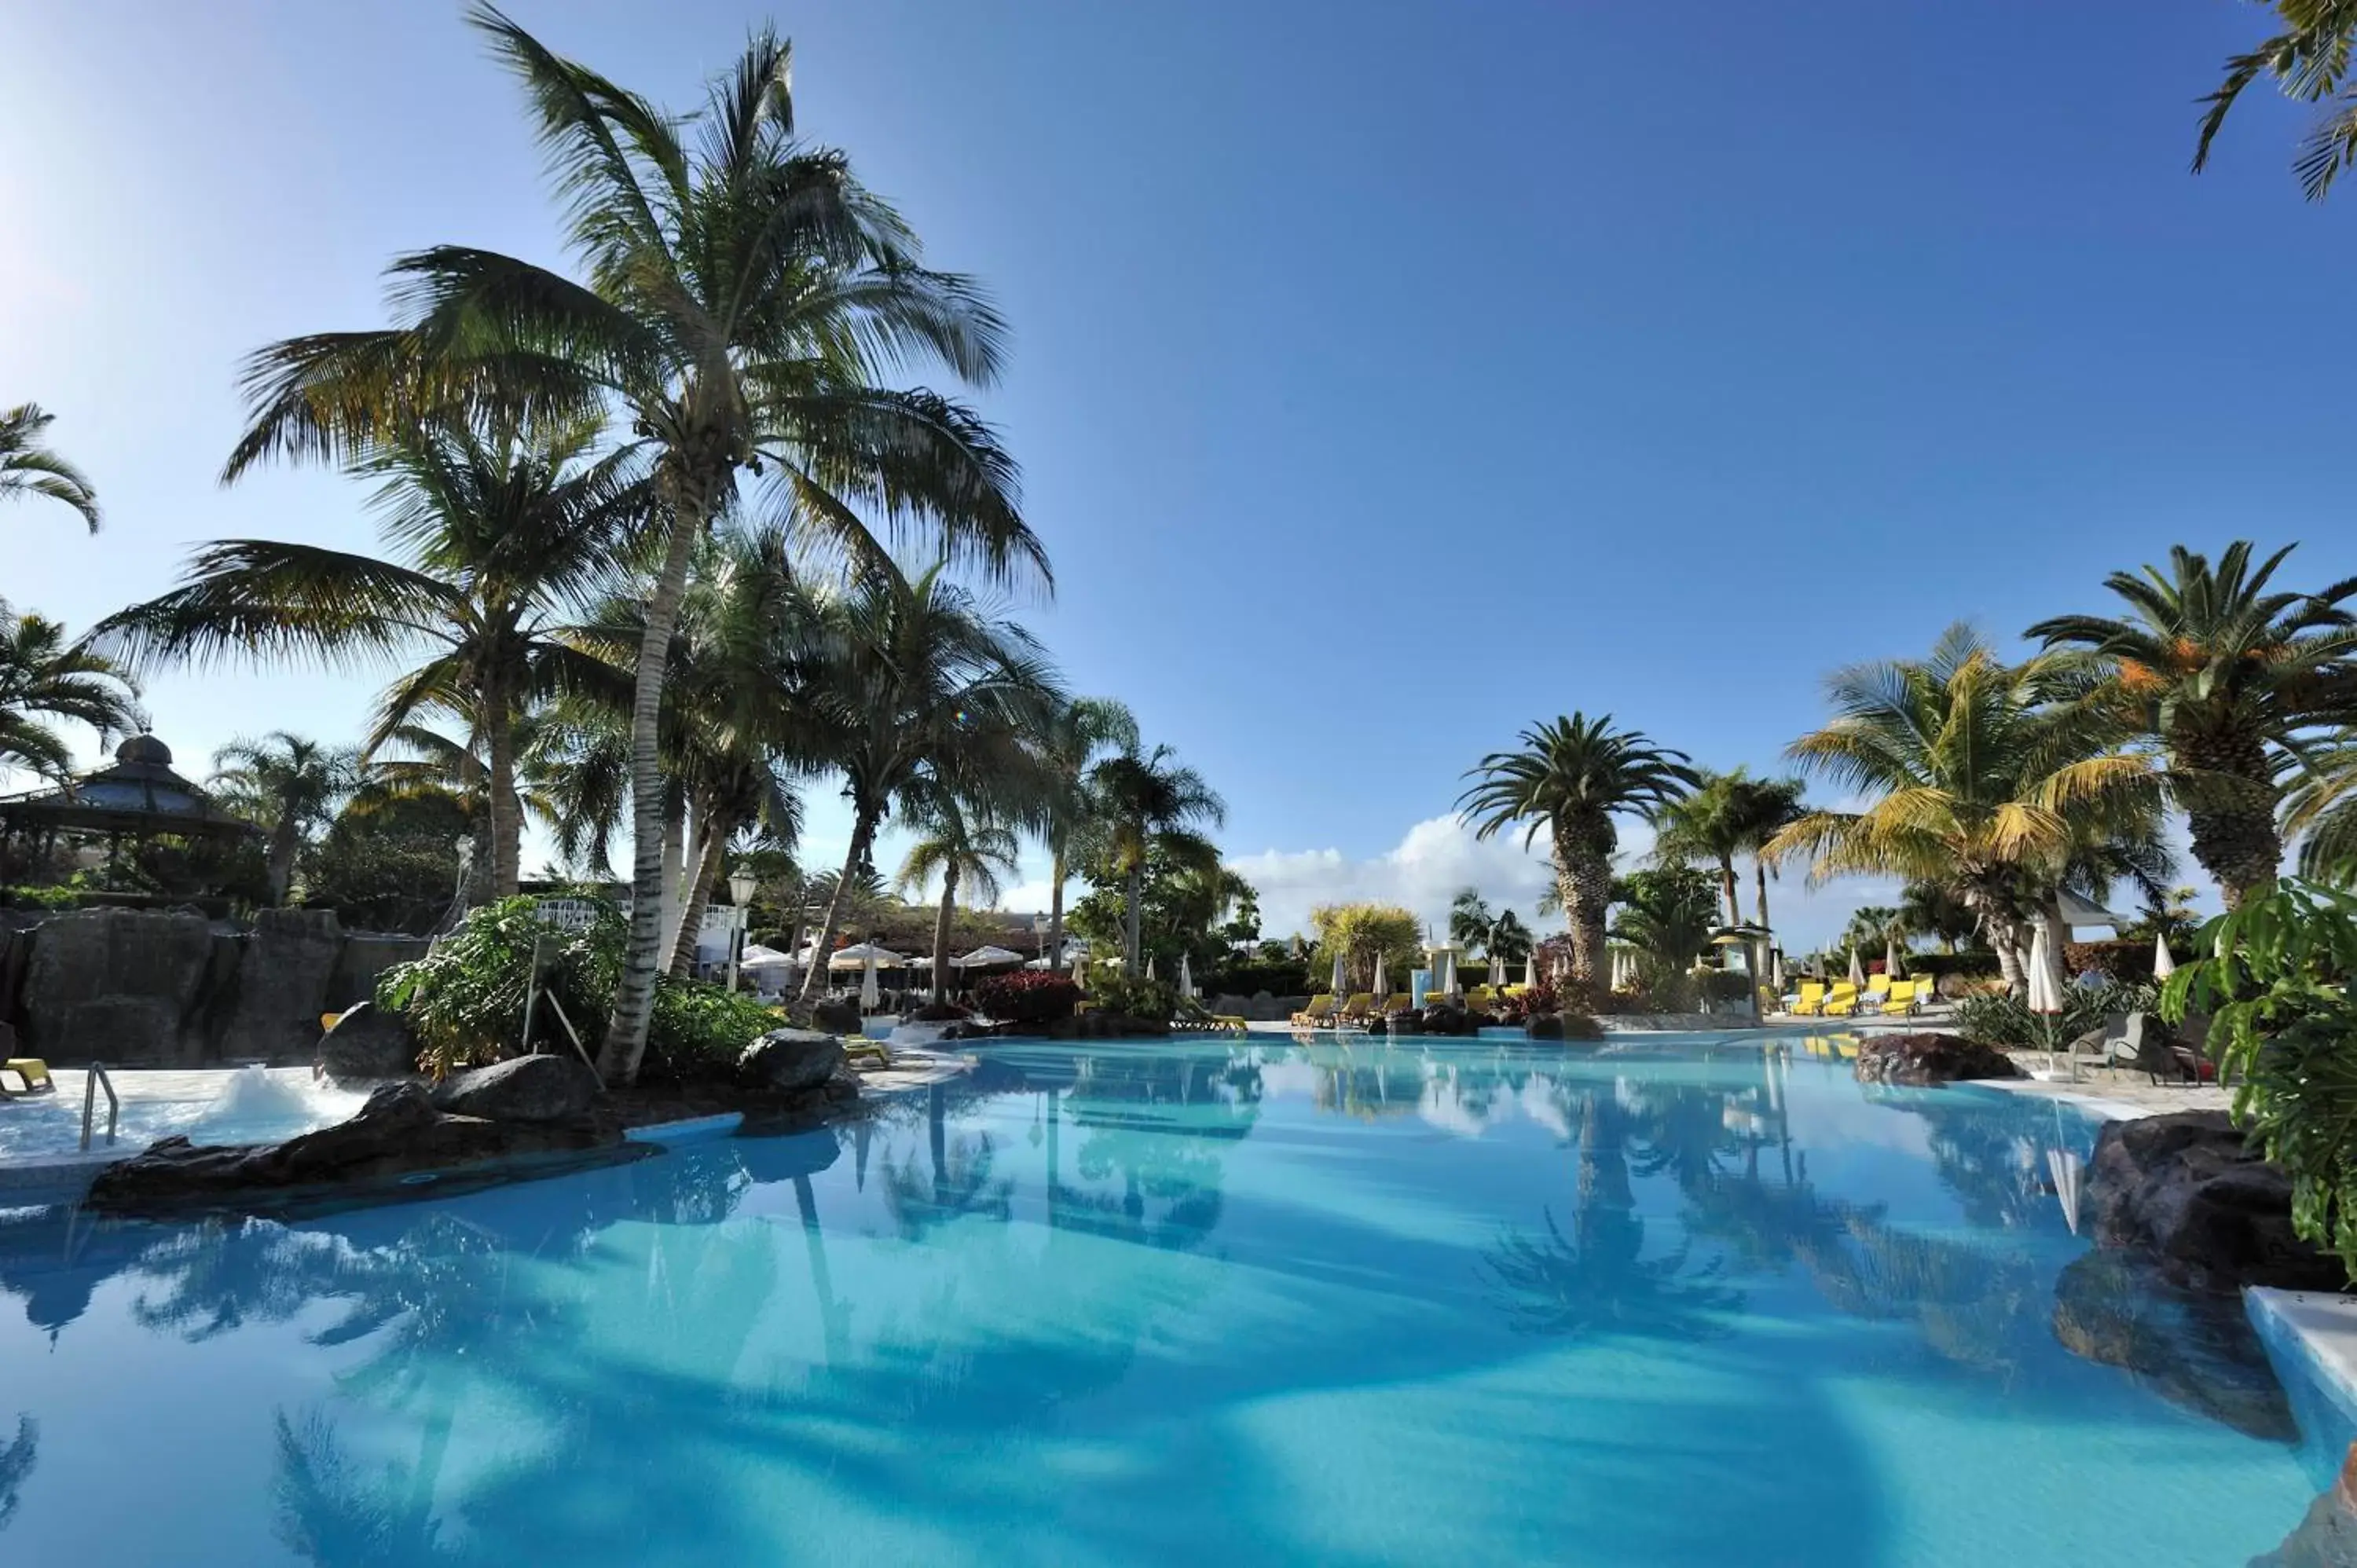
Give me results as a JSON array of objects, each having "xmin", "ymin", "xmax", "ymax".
[
  {"xmin": 2286, "ymin": 729, "xmax": 2357, "ymax": 883},
  {"xmin": 1030, "ymin": 696, "xmax": 1138, "ymax": 970},
  {"xmin": 98, "ymin": 413, "xmax": 640, "ymax": 904},
  {"xmin": 2029, "ymin": 542, "xmax": 2357, "ymax": 909},
  {"xmin": 1765, "ymin": 625, "xmax": 2161, "ymax": 994},
  {"xmin": 222, "ymin": 5, "xmax": 1047, "ymax": 1080},
  {"xmin": 897, "ymin": 789, "xmax": 1021, "ymax": 998},
  {"xmin": 208, "ymin": 732, "xmax": 357, "ymax": 905},
  {"xmin": 0, "ymin": 404, "xmax": 100, "ymax": 533},
  {"xmin": 797, "ymin": 563, "xmax": 1062, "ymax": 1003},
  {"xmin": 1085, "ymin": 741, "xmax": 1227, "ymax": 970},
  {"xmin": 0, "ymin": 599, "xmax": 139, "ymax": 783},
  {"xmin": 1460, "ymin": 714, "xmax": 1697, "ymax": 992},
  {"xmin": 2195, "ymin": 1, "xmax": 2357, "ymax": 199}
]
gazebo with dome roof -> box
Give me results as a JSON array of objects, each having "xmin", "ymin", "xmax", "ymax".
[{"xmin": 0, "ymin": 731, "xmax": 260, "ymax": 855}]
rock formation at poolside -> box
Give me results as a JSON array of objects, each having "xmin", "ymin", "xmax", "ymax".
[
  {"xmin": 2086, "ymin": 1111, "xmax": 2343, "ymax": 1291},
  {"xmin": 432, "ymin": 1053, "xmax": 600, "ymax": 1123},
  {"xmin": 85, "ymin": 1081, "xmax": 636, "ymax": 1218},
  {"xmin": 1853, "ymin": 1032, "xmax": 2022, "ymax": 1086}
]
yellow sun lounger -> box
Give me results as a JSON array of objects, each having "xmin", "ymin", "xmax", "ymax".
[
  {"xmin": 1880, "ymin": 980, "xmax": 1921, "ymax": 1017},
  {"xmin": 1381, "ymin": 993, "xmax": 1410, "ymax": 1014},
  {"xmin": 2, "ymin": 1058, "xmax": 56, "ymax": 1097},
  {"xmin": 1291, "ymin": 994, "xmax": 1338, "ymax": 1026},
  {"xmin": 1791, "ymin": 982, "xmax": 1827, "ymax": 1017},
  {"xmin": 1336, "ymin": 992, "xmax": 1377, "ymax": 1024},
  {"xmin": 1821, "ymin": 983, "xmax": 1862, "ymax": 1017}
]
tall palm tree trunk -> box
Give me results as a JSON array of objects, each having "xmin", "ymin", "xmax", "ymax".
[
  {"xmin": 669, "ymin": 811, "xmax": 732, "ymax": 978},
  {"xmin": 2178, "ymin": 735, "xmax": 2285, "ymax": 908},
  {"xmin": 800, "ymin": 813, "xmax": 876, "ymax": 1003},
  {"xmin": 265, "ymin": 818, "xmax": 299, "ymax": 907},
  {"xmin": 658, "ymin": 804, "xmax": 688, "ymax": 969},
  {"xmin": 1047, "ymin": 846, "xmax": 1067, "ymax": 969},
  {"xmin": 484, "ymin": 702, "xmax": 522, "ymax": 900},
  {"xmin": 1716, "ymin": 855, "xmax": 1740, "ymax": 927},
  {"xmin": 598, "ymin": 497, "xmax": 706, "ymax": 1084},
  {"xmin": 932, "ymin": 864, "xmax": 959, "ymax": 1002},
  {"xmin": 1553, "ymin": 840, "xmax": 1612, "ymax": 995},
  {"xmin": 1752, "ymin": 859, "xmax": 1772, "ymax": 931}
]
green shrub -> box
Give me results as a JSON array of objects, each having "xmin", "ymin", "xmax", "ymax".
[
  {"xmin": 377, "ymin": 896, "xmax": 780, "ymax": 1079},
  {"xmin": 1953, "ymin": 977, "xmax": 2157, "ymax": 1050},
  {"xmin": 2164, "ymin": 878, "xmax": 2357, "ymax": 1280},
  {"xmin": 1, "ymin": 884, "xmax": 82, "ymax": 910},
  {"xmin": 1202, "ymin": 958, "xmax": 1310, "ymax": 997},
  {"xmin": 1084, "ymin": 962, "xmax": 1176, "ymax": 1023}
]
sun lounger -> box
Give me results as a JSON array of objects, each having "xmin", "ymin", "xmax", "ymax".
[
  {"xmin": 1336, "ymin": 992, "xmax": 1377, "ymax": 1025},
  {"xmin": 1791, "ymin": 982, "xmax": 1827, "ymax": 1017},
  {"xmin": 1821, "ymin": 983, "xmax": 1862, "ymax": 1017},
  {"xmin": 1, "ymin": 1058, "xmax": 55, "ymax": 1097},
  {"xmin": 1381, "ymin": 993, "xmax": 1410, "ymax": 1014},
  {"xmin": 1291, "ymin": 994, "xmax": 1338, "ymax": 1027},
  {"xmin": 2106, "ymin": 1013, "xmax": 2207, "ymax": 1085},
  {"xmin": 1879, "ymin": 980, "xmax": 1920, "ymax": 1017}
]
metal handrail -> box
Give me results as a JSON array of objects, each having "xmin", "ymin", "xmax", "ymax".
[{"xmin": 80, "ymin": 1061, "xmax": 119, "ymax": 1152}]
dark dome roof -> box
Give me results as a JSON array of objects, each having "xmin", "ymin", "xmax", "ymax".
[{"xmin": 115, "ymin": 732, "xmax": 173, "ymax": 767}]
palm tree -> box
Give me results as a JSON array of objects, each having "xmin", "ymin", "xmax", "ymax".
[
  {"xmin": 1487, "ymin": 907, "xmax": 1534, "ymax": 968},
  {"xmin": 0, "ymin": 600, "xmax": 138, "ymax": 783},
  {"xmin": 1030, "ymin": 696, "xmax": 1138, "ymax": 969},
  {"xmin": 2029, "ymin": 542, "xmax": 2357, "ymax": 908},
  {"xmin": 1459, "ymin": 714, "xmax": 1699, "ymax": 991},
  {"xmin": 209, "ymin": 732, "xmax": 357, "ymax": 904},
  {"xmin": 1765, "ymin": 625, "xmax": 2161, "ymax": 995},
  {"xmin": 2286, "ymin": 728, "xmax": 2357, "ymax": 882},
  {"xmin": 1838, "ymin": 905, "xmax": 1902, "ymax": 960},
  {"xmin": 1728, "ymin": 773, "xmax": 1806, "ymax": 932},
  {"xmin": 2194, "ymin": 2, "xmax": 2357, "ymax": 200},
  {"xmin": 565, "ymin": 529, "xmax": 827, "ymax": 975},
  {"xmin": 222, "ymin": 5, "xmax": 1047, "ymax": 1078},
  {"xmin": 1447, "ymin": 887, "xmax": 1494, "ymax": 950},
  {"xmin": 1085, "ymin": 741, "xmax": 1226, "ymax": 969},
  {"xmin": 897, "ymin": 790, "xmax": 1021, "ymax": 1000},
  {"xmin": 1610, "ymin": 866, "xmax": 1721, "ymax": 989},
  {"xmin": 0, "ymin": 403, "xmax": 99, "ymax": 532},
  {"xmin": 97, "ymin": 414, "xmax": 640, "ymax": 902},
  {"xmin": 1652, "ymin": 771, "xmax": 1749, "ymax": 927},
  {"xmin": 795, "ymin": 563, "xmax": 1061, "ymax": 1011},
  {"xmin": 1896, "ymin": 879, "xmax": 1978, "ymax": 953}
]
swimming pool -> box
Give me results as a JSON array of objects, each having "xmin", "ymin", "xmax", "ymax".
[
  {"xmin": 0, "ymin": 1067, "xmax": 368, "ymax": 1165},
  {"xmin": 0, "ymin": 1034, "xmax": 2326, "ymax": 1565}
]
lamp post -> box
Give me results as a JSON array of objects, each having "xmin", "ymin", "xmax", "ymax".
[{"xmin": 727, "ymin": 867, "xmax": 757, "ymax": 993}]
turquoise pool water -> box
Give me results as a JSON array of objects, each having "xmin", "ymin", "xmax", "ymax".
[{"xmin": 0, "ymin": 1034, "xmax": 2325, "ymax": 1565}]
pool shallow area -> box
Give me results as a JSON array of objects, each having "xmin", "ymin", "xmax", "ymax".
[
  {"xmin": 0, "ymin": 1032, "xmax": 2327, "ymax": 1565},
  {"xmin": 0, "ymin": 1066, "xmax": 368, "ymax": 1164}
]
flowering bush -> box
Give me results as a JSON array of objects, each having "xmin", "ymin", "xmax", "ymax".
[{"xmin": 972, "ymin": 971, "xmax": 1082, "ymax": 1024}]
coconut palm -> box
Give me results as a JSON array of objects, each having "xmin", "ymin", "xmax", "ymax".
[
  {"xmin": 222, "ymin": 5, "xmax": 1047, "ymax": 1075},
  {"xmin": 1085, "ymin": 741, "xmax": 1226, "ymax": 969},
  {"xmin": 1896, "ymin": 879, "xmax": 1978, "ymax": 952},
  {"xmin": 564, "ymin": 529, "xmax": 830, "ymax": 975},
  {"xmin": 2194, "ymin": 2, "xmax": 2357, "ymax": 200},
  {"xmin": 795, "ymin": 563, "xmax": 1061, "ymax": 1009},
  {"xmin": 1652, "ymin": 771, "xmax": 1749, "ymax": 927},
  {"xmin": 1447, "ymin": 888, "xmax": 1494, "ymax": 951},
  {"xmin": 1765, "ymin": 625, "xmax": 2161, "ymax": 995},
  {"xmin": 209, "ymin": 732, "xmax": 358, "ymax": 905},
  {"xmin": 0, "ymin": 600, "xmax": 139, "ymax": 783},
  {"xmin": 1459, "ymin": 714, "xmax": 1699, "ymax": 991},
  {"xmin": 1030, "ymin": 696, "xmax": 1138, "ymax": 970},
  {"xmin": 1728, "ymin": 774, "xmax": 1807, "ymax": 932},
  {"xmin": 97, "ymin": 414, "xmax": 640, "ymax": 902},
  {"xmin": 897, "ymin": 790, "xmax": 1021, "ymax": 999},
  {"xmin": 0, "ymin": 403, "xmax": 99, "ymax": 532},
  {"xmin": 2029, "ymin": 542, "xmax": 2357, "ymax": 908}
]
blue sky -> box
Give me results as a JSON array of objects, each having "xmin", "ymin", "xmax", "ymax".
[{"xmin": 6, "ymin": 1, "xmax": 2355, "ymax": 947}]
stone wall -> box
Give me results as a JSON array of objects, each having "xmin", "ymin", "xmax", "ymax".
[{"xmin": 0, "ymin": 907, "xmax": 430, "ymax": 1066}]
